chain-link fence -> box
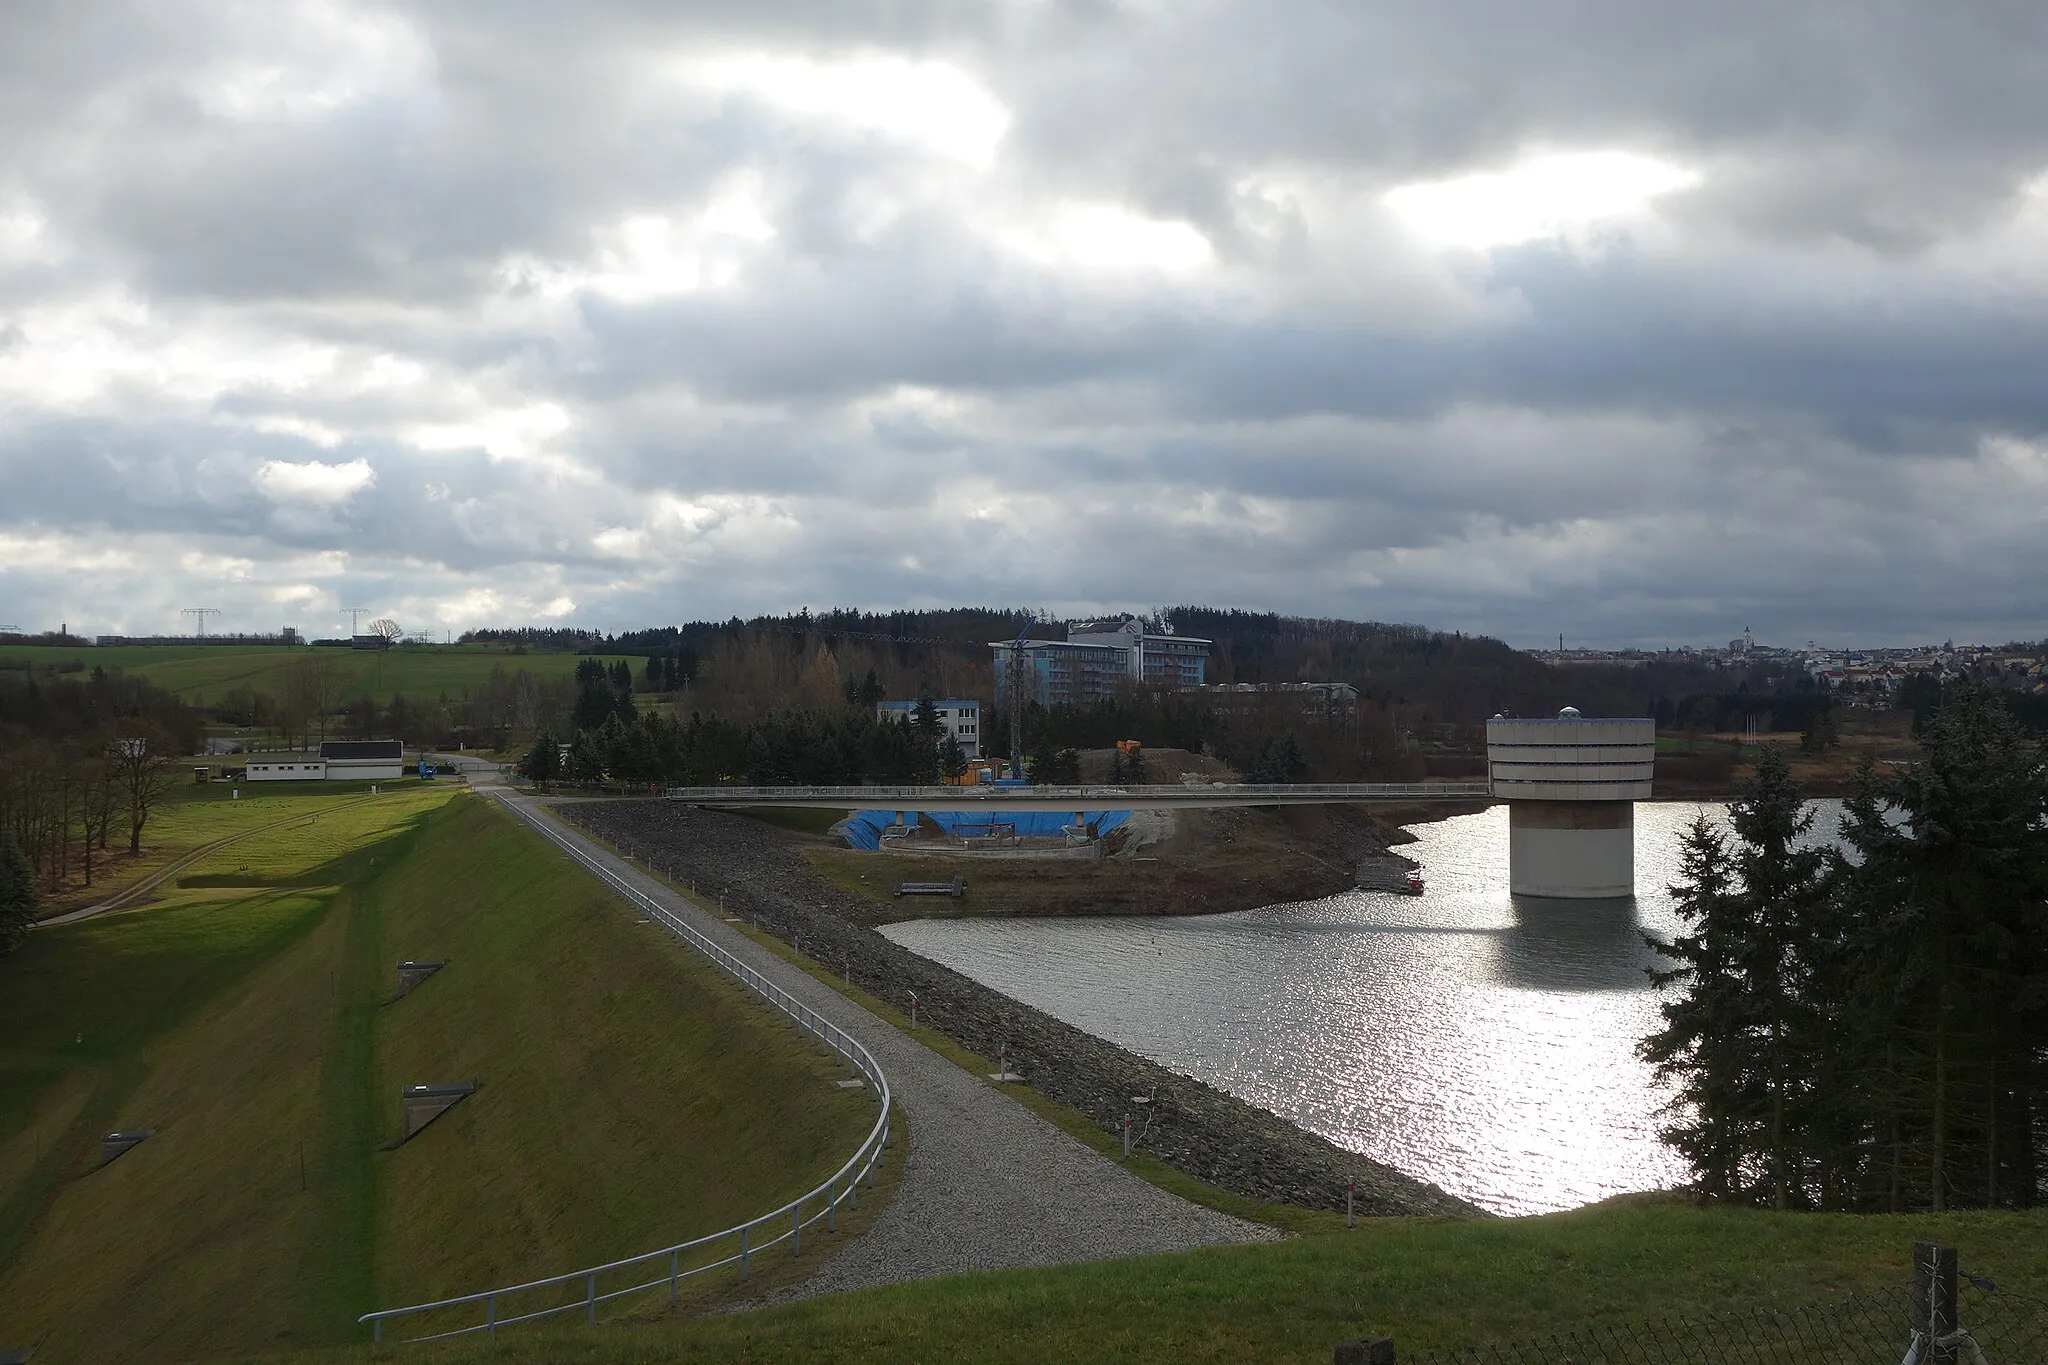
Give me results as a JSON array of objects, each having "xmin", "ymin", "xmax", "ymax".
[{"xmin": 1338, "ymin": 1243, "xmax": 2046, "ymax": 1365}]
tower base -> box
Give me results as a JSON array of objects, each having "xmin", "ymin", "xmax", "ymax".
[{"xmin": 1507, "ymin": 800, "xmax": 1634, "ymax": 898}]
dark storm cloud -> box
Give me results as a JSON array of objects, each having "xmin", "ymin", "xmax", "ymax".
[{"xmin": 2, "ymin": 0, "xmax": 2046, "ymax": 646}]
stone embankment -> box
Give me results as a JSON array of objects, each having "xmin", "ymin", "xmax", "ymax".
[{"xmin": 562, "ymin": 799, "xmax": 1482, "ymax": 1219}]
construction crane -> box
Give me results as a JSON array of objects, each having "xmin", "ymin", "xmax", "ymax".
[
  {"xmin": 1005, "ymin": 614, "xmax": 1037, "ymax": 774},
  {"xmin": 181, "ymin": 607, "xmax": 221, "ymax": 638}
]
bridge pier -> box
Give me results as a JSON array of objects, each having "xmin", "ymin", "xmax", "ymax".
[{"xmin": 1487, "ymin": 711, "xmax": 1655, "ymax": 898}]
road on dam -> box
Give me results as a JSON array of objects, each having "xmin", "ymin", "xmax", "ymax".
[
  {"xmin": 664, "ymin": 780, "xmax": 1495, "ymax": 812},
  {"xmin": 458, "ymin": 764, "xmax": 1280, "ymax": 1299}
]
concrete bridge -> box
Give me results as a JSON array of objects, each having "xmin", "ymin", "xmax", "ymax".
[{"xmin": 662, "ymin": 781, "xmax": 1493, "ymax": 813}]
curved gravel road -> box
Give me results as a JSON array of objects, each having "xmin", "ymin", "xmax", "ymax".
[{"xmin": 477, "ymin": 775, "xmax": 1278, "ymax": 1300}]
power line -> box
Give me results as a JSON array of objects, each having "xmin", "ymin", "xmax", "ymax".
[
  {"xmin": 342, "ymin": 607, "xmax": 370, "ymax": 635},
  {"xmin": 181, "ymin": 607, "xmax": 221, "ymax": 637}
]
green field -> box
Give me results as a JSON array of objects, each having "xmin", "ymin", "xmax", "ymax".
[
  {"xmin": 0, "ymin": 789, "xmax": 879, "ymax": 1362},
  {"xmin": 0, "ymin": 642, "xmax": 633, "ymax": 705},
  {"xmin": 36, "ymin": 778, "xmax": 440, "ymax": 917}
]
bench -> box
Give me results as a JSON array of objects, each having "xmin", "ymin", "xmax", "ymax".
[{"xmin": 895, "ymin": 874, "xmax": 966, "ymax": 899}]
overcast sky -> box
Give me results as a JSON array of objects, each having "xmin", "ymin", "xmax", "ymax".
[{"xmin": 3, "ymin": 1, "xmax": 2045, "ymax": 649}]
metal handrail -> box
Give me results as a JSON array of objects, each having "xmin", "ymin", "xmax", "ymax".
[
  {"xmin": 663, "ymin": 781, "xmax": 1495, "ymax": 802},
  {"xmin": 358, "ymin": 796, "xmax": 893, "ymax": 1344}
]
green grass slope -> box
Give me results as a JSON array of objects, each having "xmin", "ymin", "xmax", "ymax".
[
  {"xmin": 273, "ymin": 1202, "xmax": 2048, "ymax": 1365},
  {"xmin": 0, "ymin": 791, "xmax": 879, "ymax": 1362}
]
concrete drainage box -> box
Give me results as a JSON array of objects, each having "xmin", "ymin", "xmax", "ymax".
[
  {"xmin": 392, "ymin": 959, "xmax": 447, "ymax": 1001},
  {"xmin": 99, "ymin": 1130, "xmax": 152, "ymax": 1167},
  {"xmin": 399, "ymin": 1083, "xmax": 478, "ymax": 1142}
]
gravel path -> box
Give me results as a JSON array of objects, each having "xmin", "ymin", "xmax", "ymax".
[{"xmin": 481, "ymin": 781, "xmax": 1278, "ymax": 1299}]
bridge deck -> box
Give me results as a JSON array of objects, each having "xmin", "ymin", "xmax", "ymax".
[{"xmin": 661, "ymin": 782, "xmax": 1494, "ymax": 812}]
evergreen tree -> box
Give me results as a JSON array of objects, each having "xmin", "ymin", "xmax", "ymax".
[
  {"xmin": 0, "ymin": 835, "xmax": 37, "ymax": 955},
  {"xmin": 1641, "ymin": 815, "xmax": 1746, "ymax": 1199},
  {"xmin": 566, "ymin": 730, "xmax": 606, "ymax": 783},
  {"xmin": 520, "ymin": 730, "xmax": 562, "ymax": 789},
  {"xmin": 1641, "ymin": 747, "xmax": 1832, "ymax": 1207},
  {"xmin": 1247, "ymin": 732, "xmax": 1307, "ymax": 783},
  {"xmin": 1835, "ymin": 685, "xmax": 2048, "ymax": 1209}
]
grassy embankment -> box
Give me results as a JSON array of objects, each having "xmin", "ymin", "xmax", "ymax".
[
  {"xmin": 264, "ymin": 1200, "xmax": 2048, "ymax": 1365},
  {"xmin": 0, "ymin": 790, "xmax": 881, "ymax": 1363},
  {"xmin": 0, "ymin": 642, "xmax": 633, "ymax": 708}
]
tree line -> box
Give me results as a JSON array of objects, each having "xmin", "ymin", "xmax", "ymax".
[
  {"xmin": 519, "ymin": 698, "xmax": 964, "ymax": 789},
  {"xmin": 1644, "ymin": 685, "xmax": 2048, "ymax": 1210},
  {"xmin": 0, "ymin": 668, "xmax": 201, "ymax": 927}
]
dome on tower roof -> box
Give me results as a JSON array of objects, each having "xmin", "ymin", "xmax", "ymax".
[{"xmin": 1558, "ymin": 706, "xmax": 1581, "ymax": 718}]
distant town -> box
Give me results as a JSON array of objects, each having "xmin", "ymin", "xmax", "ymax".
[{"xmin": 1532, "ymin": 627, "xmax": 2048, "ymax": 705}]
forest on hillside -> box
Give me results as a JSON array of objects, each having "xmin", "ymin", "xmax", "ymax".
[{"xmin": 469, "ymin": 605, "xmax": 1791, "ymax": 728}]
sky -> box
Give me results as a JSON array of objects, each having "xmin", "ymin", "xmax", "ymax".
[{"xmin": 3, "ymin": 1, "xmax": 2046, "ymax": 650}]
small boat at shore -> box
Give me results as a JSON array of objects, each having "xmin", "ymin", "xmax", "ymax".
[{"xmin": 1403, "ymin": 871, "xmax": 1425, "ymax": 895}]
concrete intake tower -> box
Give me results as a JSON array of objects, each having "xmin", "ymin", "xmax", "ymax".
[{"xmin": 1485, "ymin": 710, "xmax": 1656, "ymax": 898}]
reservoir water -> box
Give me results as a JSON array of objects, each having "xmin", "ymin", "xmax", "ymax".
[{"xmin": 881, "ymin": 800, "xmax": 1843, "ymax": 1216}]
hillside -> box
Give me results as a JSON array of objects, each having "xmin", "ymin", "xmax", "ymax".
[
  {"xmin": 0, "ymin": 790, "xmax": 876, "ymax": 1361},
  {"xmin": 0, "ymin": 642, "xmax": 630, "ymax": 709}
]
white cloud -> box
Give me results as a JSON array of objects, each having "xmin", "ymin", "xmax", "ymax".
[
  {"xmin": 1000, "ymin": 203, "xmax": 1215, "ymax": 273},
  {"xmin": 254, "ymin": 457, "xmax": 376, "ymax": 504},
  {"xmin": 1384, "ymin": 151, "xmax": 1702, "ymax": 251},
  {"xmin": 692, "ymin": 53, "xmax": 1011, "ymax": 168}
]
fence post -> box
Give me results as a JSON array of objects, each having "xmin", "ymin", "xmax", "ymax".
[
  {"xmin": 1347, "ymin": 1179, "xmax": 1355, "ymax": 1228},
  {"xmin": 486, "ymin": 1293, "xmax": 496, "ymax": 1336},
  {"xmin": 669, "ymin": 1248, "xmax": 680, "ymax": 1305},
  {"xmin": 793, "ymin": 1204, "xmax": 802, "ymax": 1254},
  {"xmin": 1913, "ymin": 1241, "xmax": 1959, "ymax": 1364},
  {"xmin": 740, "ymin": 1224, "xmax": 749, "ymax": 1282},
  {"xmin": 1333, "ymin": 1339, "xmax": 1394, "ymax": 1365},
  {"xmin": 586, "ymin": 1270, "xmax": 597, "ymax": 1324}
]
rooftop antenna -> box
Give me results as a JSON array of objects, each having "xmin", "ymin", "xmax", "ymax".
[
  {"xmin": 342, "ymin": 607, "xmax": 370, "ymax": 636},
  {"xmin": 182, "ymin": 607, "xmax": 221, "ymax": 638}
]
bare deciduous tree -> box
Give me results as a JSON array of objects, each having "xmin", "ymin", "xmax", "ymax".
[{"xmin": 109, "ymin": 730, "xmax": 180, "ymax": 856}]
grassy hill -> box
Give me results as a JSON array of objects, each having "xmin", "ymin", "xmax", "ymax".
[
  {"xmin": 251, "ymin": 1199, "xmax": 2048, "ymax": 1364},
  {"xmin": 0, "ymin": 643, "xmax": 632, "ymax": 706},
  {"xmin": 0, "ymin": 790, "xmax": 879, "ymax": 1361}
]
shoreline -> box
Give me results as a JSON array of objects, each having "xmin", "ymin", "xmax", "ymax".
[{"xmin": 562, "ymin": 798, "xmax": 1484, "ymax": 1221}]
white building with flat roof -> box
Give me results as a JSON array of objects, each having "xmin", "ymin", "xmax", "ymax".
[{"xmin": 876, "ymin": 699, "xmax": 982, "ymax": 757}]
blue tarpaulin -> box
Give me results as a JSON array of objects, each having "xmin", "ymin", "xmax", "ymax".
[{"xmin": 840, "ymin": 809, "xmax": 1131, "ymax": 850}]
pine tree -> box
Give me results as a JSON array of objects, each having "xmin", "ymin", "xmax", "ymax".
[
  {"xmin": 1642, "ymin": 747, "xmax": 1831, "ymax": 1206},
  {"xmin": 566, "ymin": 730, "xmax": 605, "ymax": 783},
  {"xmin": 0, "ymin": 835, "xmax": 38, "ymax": 955},
  {"xmin": 520, "ymin": 730, "xmax": 562, "ymax": 789},
  {"xmin": 1641, "ymin": 814, "xmax": 1746, "ymax": 1199},
  {"xmin": 1835, "ymin": 685, "xmax": 2048, "ymax": 1209}
]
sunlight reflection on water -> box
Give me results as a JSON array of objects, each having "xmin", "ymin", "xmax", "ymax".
[{"xmin": 881, "ymin": 800, "xmax": 1843, "ymax": 1215}]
